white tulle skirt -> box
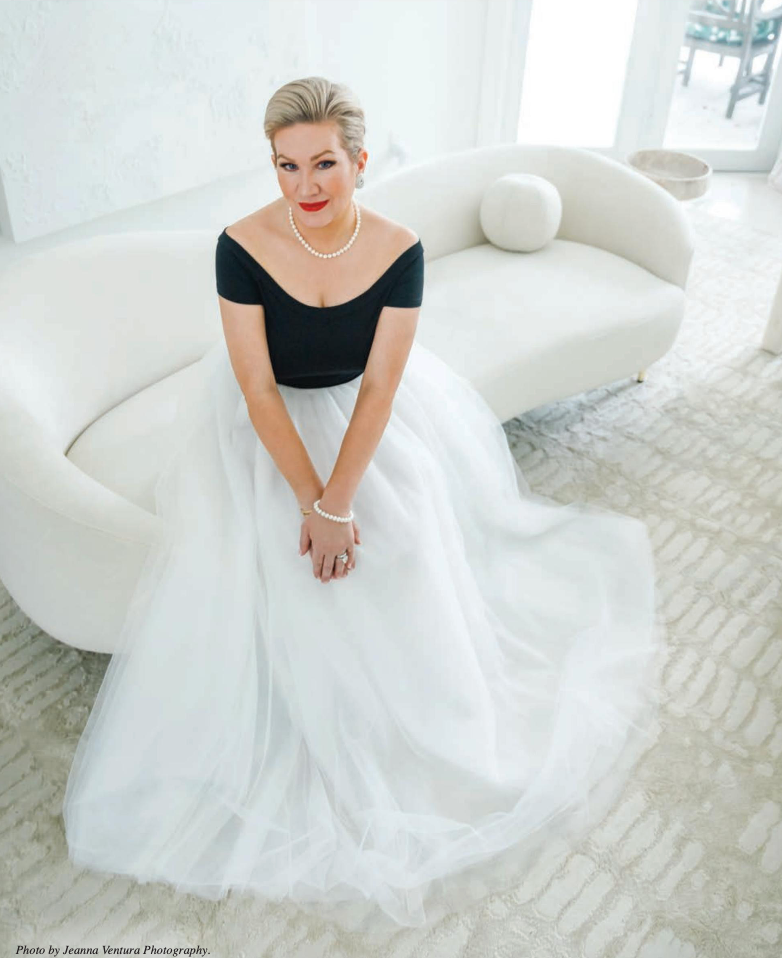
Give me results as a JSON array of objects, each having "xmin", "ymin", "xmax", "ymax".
[{"xmin": 62, "ymin": 337, "xmax": 664, "ymax": 930}]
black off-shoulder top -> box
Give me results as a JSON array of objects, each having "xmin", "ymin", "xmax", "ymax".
[{"xmin": 215, "ymin": 228, "xmax": 425, "ymax": 388}]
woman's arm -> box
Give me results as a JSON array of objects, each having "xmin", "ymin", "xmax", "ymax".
[
  {"xmin": 246, "ymin": 392, "xmax": 324, "ymax": 510},
  {"xmin": 319, "ymin": 303, "xmax": 420, "ymax": 514},
  {"xmin": 219, "ymin": 297, "xmax": 324, "ymax": 510}
]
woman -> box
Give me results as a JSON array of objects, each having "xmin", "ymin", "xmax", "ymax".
[{"xmin": 62, "ymin": 76, "xmax": 664, "ymax": 929}]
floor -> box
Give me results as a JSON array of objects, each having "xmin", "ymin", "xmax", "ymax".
[{"xmin": 691, "ymin": 170, "xmax": 782, "ymax": 237}]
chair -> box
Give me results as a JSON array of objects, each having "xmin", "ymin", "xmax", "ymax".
[
  {"xmin": 0, "ymin": 144, "xmax": 695, "ymax": 653},
  {"xmin": 680, "ymin": 0, "xmax": 782, "ymax": 118}
]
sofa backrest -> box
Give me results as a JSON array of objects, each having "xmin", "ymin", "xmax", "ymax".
[
  {"xmin": 361, "ymin": 142, "xmax": 693, "ymax": 292},
  {"xmin": 0, "ymin": 230, "xmax": 220, "ymax": 449}
]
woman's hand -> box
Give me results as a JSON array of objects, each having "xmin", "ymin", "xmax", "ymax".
[{"xmin": 299, "ymin": 513, "xmax": 362, "ymax": 583}]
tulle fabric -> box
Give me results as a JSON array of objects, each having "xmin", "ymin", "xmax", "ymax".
[{"xmin": 62, "ymin": 336, "xmax": 664, "ymax": 930}]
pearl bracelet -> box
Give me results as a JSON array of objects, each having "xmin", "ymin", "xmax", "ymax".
[{"xmin": 312, "ymin": 498, "xmax": 354, "ymax": 523}]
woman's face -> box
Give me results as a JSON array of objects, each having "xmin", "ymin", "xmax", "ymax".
[{"xmin": 272, "ymin": 121, "xmax": 365, "ymax": 223}]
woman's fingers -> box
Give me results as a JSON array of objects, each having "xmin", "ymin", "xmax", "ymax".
[
  {"xmin": 311, "ymin": 550, "xmax": 335, "ymax": 582},
  {"xmin": 320, "ymin": 554, "xmax": 336, "ymax": 583},
  {"xmin": 313, "ymin": 551, "xmax": 354, "ymax": 582},
  {"xmin": 308, "ymin": 526, "xmax": 358, "ymax": 582},
  {"xmin": 299, "ymin": 523, "xmax": 311, "ymax": 556},
  {"xmin": 336, "ymin": 547, "xmax": 354, "ymax": 578}
]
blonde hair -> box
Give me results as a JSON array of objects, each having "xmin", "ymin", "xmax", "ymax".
[{"xmin": 264, "ymin": 76, "xmax": 366, "ymax": 165}]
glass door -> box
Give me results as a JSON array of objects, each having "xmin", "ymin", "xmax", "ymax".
[
  {"xmin": 489, "ymin": 0, "xmax": 782, "ymax": 171},
  {"xmin": 660, "ymin": 0, "xmax": 782, "ymax": 170}
]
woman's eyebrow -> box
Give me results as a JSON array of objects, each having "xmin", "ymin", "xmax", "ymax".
[{"xmin": 277, "ymin": 150, "xmax": 336, "ymax": 161}]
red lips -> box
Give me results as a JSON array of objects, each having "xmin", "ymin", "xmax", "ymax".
[{"xmin": 299, "ymin": 200, "xmax": 329, "ymax": 211}]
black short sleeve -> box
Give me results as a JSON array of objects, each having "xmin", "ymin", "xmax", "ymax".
[
  {"xmin": 215, "ymin": 234, "xmax": 263, "ymax": 305},
  {"xmin": 385, "ymin": 242, "xmax": 424, "ymax": 308}
]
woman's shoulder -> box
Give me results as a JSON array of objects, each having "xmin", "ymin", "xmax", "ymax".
[
  {"xmin": 363, "ymin": 207, "xmax": 419, "ymax": 253},
  {"xmin": 224, "ymin": 200, "xmax": 282, "ymax": 246}
]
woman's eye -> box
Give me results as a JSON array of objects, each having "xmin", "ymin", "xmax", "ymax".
[{"xmin": 280, "ymin": 161, "xmax": 335, "ymax": 171}]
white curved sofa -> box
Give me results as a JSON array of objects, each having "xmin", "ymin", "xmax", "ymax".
[{"xmin": 0, "ymin": 143, "xmax": 694, "ymax": 653}]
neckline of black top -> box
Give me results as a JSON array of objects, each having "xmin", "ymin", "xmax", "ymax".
[{"xmin": 219, "ymin": 227, "xmax": 422, "ymax": 313}]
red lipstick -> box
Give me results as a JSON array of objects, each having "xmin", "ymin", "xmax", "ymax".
[{"xmin": 299, "ymin": 200, "xmax": 329, "ymax": 212}]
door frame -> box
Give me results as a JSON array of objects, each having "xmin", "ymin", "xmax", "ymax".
[{"xmin": 477, "ymin": 0, "xmax": 782, "ymax": 171}]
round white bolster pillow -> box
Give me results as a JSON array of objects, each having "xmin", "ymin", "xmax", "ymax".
[{"xmin": 479, "ymin": 172, "xmax": 562, "ymax": 252}]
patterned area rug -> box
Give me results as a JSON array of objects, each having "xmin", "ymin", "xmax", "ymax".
[{"xmin": 1, "ymin": 204, "xmax": 781, "ymax": 957}]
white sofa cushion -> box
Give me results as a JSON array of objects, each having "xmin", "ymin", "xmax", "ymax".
[
  {"xmin": 480, "ymin": 173, "xmax": 562, "ymax": 252},
  {"xmin": 67, "ymin": 358, "xmax": 207, "ymax": 513}
]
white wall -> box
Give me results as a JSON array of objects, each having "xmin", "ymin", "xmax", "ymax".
[{"xmin": 0, "ymin": 0, "xmax": 487, "ymax": 258}]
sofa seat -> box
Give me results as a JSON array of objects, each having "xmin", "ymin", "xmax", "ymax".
[
  {"xmin": 418, "ymin": 239, "xmax": 686, "ymax": 422},
  {"xmin": 67, "ymin": 357, "xmax": 206, "ymax": 514}
]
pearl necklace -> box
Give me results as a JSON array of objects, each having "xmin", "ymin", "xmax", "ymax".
[{"xmin": 287, "ymin": 199, "xmax": 361, "ymax": 258}]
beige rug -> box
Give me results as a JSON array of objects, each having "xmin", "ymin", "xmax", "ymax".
[{"xmin": 1, "ymin": 204, "xmax": 781, "ymax": 958}]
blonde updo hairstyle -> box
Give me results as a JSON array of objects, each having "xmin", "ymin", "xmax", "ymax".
[{"xmin": 264, "ymin": 76, "xmax": 366, "ymax": 172}]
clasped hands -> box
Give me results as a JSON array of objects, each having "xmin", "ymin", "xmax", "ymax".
[{"xmin": 299, "ymin": 504, "xmax": 361, "ymax": 584}]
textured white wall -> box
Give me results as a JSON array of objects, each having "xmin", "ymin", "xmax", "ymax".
[
  {"xmin": 311, "ymin": 0, "xmax": 485, "ymax": 172},
  {"xmin": 0, "ymin": 0, "xmax": 486, "ymax": 244}
]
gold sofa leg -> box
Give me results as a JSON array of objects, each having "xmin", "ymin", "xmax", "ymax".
[{"xmin": 636, "ymin": 369, "xmax": 647, "ymax": 382}]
